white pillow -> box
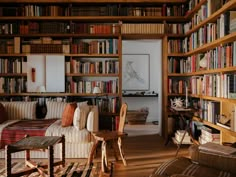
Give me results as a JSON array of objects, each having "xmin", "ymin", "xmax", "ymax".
[
  {"xmin": 87, "ymin": 106, "xmax": 99, "ymax": 132},
  {"xmin": 1, "ymin": 101, "xmax": 37, "ymax": 120},
  {"xmin": 77, "ymin": 101, "xmax": 88, "ymax": 107},
  {"xmin": 73, "ymin": 104, "xmax": 90, "ymax": 130},
  {"xmin": 45, "ymin": 101, "xmax": 68, "ymax": 119}
]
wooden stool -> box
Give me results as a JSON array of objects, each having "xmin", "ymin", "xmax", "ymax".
[{"xmin": 5, "ymin": 135, "xmax": 65, "ymax": 177}]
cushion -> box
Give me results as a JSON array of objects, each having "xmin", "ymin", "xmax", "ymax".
[
  {"xmin": 87, "ymin": 106, "xmax": 99, "ymax": 132},
  {"xmin": 45, "ymin": 101, "xmax": 67, "ymax": 119},
  {"xmin": 61, "ymin": 102, "xmax": 77, "ymax": 127},
  {"xmin": 45, "ymin": 120, "xmax": 91, "ymax": 143},
  {"xmin": 0, "ymin": 102, "xmax": 8, "ymax": 123},
  {"xmin": 1, "ymin": 101, "xmax": 37, "ymax": 120},
  {"xmin": 77, "ymin": 101, "xmax": 88, "ymax": 107},
  {"xmin": 73, "ymin": 104, "xmax": 90, "ymax": 130},
  {"xmin": 150, "ymin": 157, "xmax": 233, "ymax": 177}
]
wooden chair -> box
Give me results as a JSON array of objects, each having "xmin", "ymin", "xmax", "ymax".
[{"xmin": 88, "ymin": 103, "xmax": 128, "ymax": 173}]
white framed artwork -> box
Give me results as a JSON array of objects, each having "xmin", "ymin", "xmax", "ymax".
[{"xmin": 122, "ymin": 54, "xmax": 150, "ymax": 91}]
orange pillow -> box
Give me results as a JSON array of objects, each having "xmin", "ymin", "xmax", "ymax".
[
  {"xmin": 61, "ymin": 102, "xmax": 77, "ymax": 127},
  {"xmin": 0, "ymin": 103, "xmax": 8, "ymax": 124}
]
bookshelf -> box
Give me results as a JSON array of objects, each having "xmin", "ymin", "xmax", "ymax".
[
  {"xmin": 182, "ymin": 0, "xmax": 236, "ymax": 144},
  {"xmin": 1, "ymin": 0, "xmax": 236, "ymax": 142}
]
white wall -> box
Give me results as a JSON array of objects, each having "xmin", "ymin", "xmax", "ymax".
[{"xmin": 122, "ymin": 40, "xmax": 162, "ymax": 133}]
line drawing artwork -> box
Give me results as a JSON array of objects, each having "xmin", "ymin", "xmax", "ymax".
[{"xmin": 122, "ymin": 54, "xmax": 150, "ymax": 91}]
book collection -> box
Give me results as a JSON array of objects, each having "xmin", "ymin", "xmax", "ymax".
[
  {"xmin": 66, "ymin": 59, "xmax": 119, "ymax": 75},
  {"xmin": 66, "ymin": 78, "xmax": 118, "ymax": 94},
  {"xmin": 121, "ymin": 23, "xmax": 164, "ymax": 34},
  {"xmin": 0, "ymin": 77, "xmax": 27, "ymax": 94},
  {"xmin": 174, "ymin": 130, "xmax": 191, "ymax": 144},
  {"xmin": 71, "ymin": 39, "xmax": 118, "ymax": 55},
  {"xmin": 0, "ymin": 22, "xmax": 119, "ymax": 35},
  {"xmin": 0, "ymin": 4, "xmax": 187, "ymax": 17},
  {"xmin": 0, "ymin": 57, "xmax": 26, "ymax": 74},
  {"xmin": 198, "ymin": 125, "xmax": 220, "ymax": 144}
]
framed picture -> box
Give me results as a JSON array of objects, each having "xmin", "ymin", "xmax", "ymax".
[{"xmin": 122, "ymin": 54, "xmax": 150, "ymax": 91}]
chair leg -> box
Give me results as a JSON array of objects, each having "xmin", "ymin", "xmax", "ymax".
[
  {"xmin": 88, "ymin": 140, "xmax": 99, "ymax": 165},
  {"xmin": 101, "ymin": 141, "xmax": 109, "ymax": 173},
  {"xmin": 112, "ymin": 139, "xmax": 119, "ymax": 161},
  {"xmin": 117, "ymin": 137, "xmax": 127, "ymax": 166}
]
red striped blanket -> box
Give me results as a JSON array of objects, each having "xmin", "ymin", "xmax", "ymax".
[{"xmin": 0, "ymin": 119, "xmax": 57, "ymax": 148}]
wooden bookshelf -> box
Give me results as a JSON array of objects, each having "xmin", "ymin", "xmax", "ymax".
[{"xmin": 165, "ymin": 0, "xmax": 236, "ymax": 144}]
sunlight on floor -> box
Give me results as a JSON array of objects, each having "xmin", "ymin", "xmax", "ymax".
[{"xmin": 124, "ymin": 122, "xmax": 160, "ymax": 137}]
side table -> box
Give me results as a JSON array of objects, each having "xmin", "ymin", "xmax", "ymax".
[
  {"xmin": 5, "ymin": 135, "xmax": 65, "ymax": 177},
  {"xmin": 169, "ymin": 107, "xmax": 195, "ymax": 156}
]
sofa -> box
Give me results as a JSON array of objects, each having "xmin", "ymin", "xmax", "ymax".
[
  {"xmin": 0, "ymin": 100, "xmax": 99, "ymax": 159},
  {"xmin": 149, "ymin": 142, "xmax": 236, "ymax": 177}
]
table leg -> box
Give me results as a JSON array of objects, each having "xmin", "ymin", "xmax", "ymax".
[
  {"xmin": 48, "ymin": 145, "xmax": 54, "ymax": 177},
  {"xmin": 61, "ymin": 135, "xmax": 65, "ymax": 167},
  {"xmin": 5, "ymin": 145, "xmax": 11, "ymax": 177}
]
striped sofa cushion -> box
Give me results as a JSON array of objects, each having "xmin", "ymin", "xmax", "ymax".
[
  {"xmin": 45, "ymin": 101, "xmax": 68, "ymax": 119},
  {"xmin": 150, "ymin": 157, "xmax": 233, "ymax": 177},
  {"xmin": 1, "ymin": 101, "xmax": 37, "ymax": 120}
]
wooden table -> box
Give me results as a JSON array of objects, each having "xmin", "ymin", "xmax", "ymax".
[
  {"xmin": 169, "ymin": 107, "xmax": 195, "ymax": 156},
  {"xmin": 5, "ymin": 135, "xmax": 65, "ymax": 177}
]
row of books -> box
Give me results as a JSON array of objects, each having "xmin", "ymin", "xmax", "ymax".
[
  {"xmin": 0, "ymin": 4, "xmax": 187, "ymax": 17},
  {"xmin": 65, "ymin": 78, "xmax": 118, "ymax": 94},
  {"xmin": 168, "ymin": 39, "xmax": 188, "ymax": 54},
  {"xmin": 191, "ymin": 0, "xmax": 225, "ymax": 28},
  {"xmin": 189, "ymin": 13, "xmax": 236, "ymax": 51},
  {"xmin": 0, "ymin": 22, "xmax": 120, "ymax": 35},
  {"xmin": 186, "ymin": 43, "xmax": 236, "ymax": 73},
  {"xmin": 66, "ymin": 60, "xmax": 119, "ymax": 74},
  {"xmin": 168, "ymin": 57, "xmax": 188, "ymax": 74},
  {"xmin": 96, "ymin": 97, "xmax": 120, "ymax": 114},
  {"xmin": 121, "ymin": 24, "xmax": 164, "ymax": 34},
  {"xmin": 0, "ymin": 77, "xmax": 27, "ymax": 94},
  {"xmin": 191, "ymin": 73, "xmax": 236, "ymax": 99},
  {"xmin": 166, "ymin": 24, "xmax": 187, "ymax": 35},
  {"xmin": 0, "ymin": 58, "xmax": 27, "ymax": 74},
  {"xmin": 168, "ymin": 78, "xmax": 188, "ymax": 94},
  {"xmin": 71, "ymin": 39, "xmax": 118, "ymax": 55},
  {"xmin": 199, "ymin": 100, "xmax": 220, "ymax": 124}
]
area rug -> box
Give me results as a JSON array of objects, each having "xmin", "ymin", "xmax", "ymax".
[{"xmin": 0, "ymin": 161, "xmax": 113, "ymax": 177}]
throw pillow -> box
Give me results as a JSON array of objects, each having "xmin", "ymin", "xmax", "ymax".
[
  {"xmin": 45, "ymin": 101, "xmax": 67, "ymax": 119},
  {"xmin": 87, "ymin": 106, "xmax": 99, "ymax": 132},
  {"xmin": 61, "ymin": 102, "xmax": 77, "ymax": 127},
  {"xmin": 77, "ymin": 101, "xmax": 88, "ymax": 107},
  {"xmin": 1, "ymin": 101, "xmax": 37, "ymax": 120},
  {"xmin": 73, "ymin": 104, "xmax": 90, "ymax": 130},
  {"xmin": 0, "ymin": 102, "xmax": 8, "ymax": 123}
]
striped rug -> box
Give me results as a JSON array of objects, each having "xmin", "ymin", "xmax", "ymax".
[{"xmin": 0, "ymin": 161, "xmax": 113, "ymax": 177}]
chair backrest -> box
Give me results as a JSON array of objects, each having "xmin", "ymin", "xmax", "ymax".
[{"xmin": 118, "ymin": 103, "xmax": 128, "ymax": 132}]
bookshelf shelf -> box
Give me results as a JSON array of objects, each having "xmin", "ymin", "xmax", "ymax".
[
  {"xmin": 186, "ymin": 32, "xmax": 236, "ymax": 56},
  {"xmin": 0, "ymin": 73, "xmax": 27, "ymax": 77},
  {"xmin": 193, "ymin": 116, "xmax": 236, "ymax": 137}
]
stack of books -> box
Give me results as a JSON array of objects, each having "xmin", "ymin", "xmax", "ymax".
[
  {"xmin": 173, "ymin": 130, "xmax": 191, "ymax": 144},
  {"xmin": 199, "ymin": 125, "xmax": 220, "ymax": 144}
]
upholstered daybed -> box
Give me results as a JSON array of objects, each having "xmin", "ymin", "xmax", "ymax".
[{"xmin": 0, "ymin": 101, "xmax": 99, "ymax": 159}]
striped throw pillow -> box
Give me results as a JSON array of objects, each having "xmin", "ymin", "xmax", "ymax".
[
  {"xmin": 1, "ymin": 101, "xmax": 37, "ymax": 120},
  {"xmin": 45, "ymin": 101, "xmax": 68, "ymax": 119}
]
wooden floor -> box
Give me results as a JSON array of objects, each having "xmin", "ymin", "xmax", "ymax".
[{"xmin": 0, "ymin": 134, "xmax": 190, "ymax": 177}]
